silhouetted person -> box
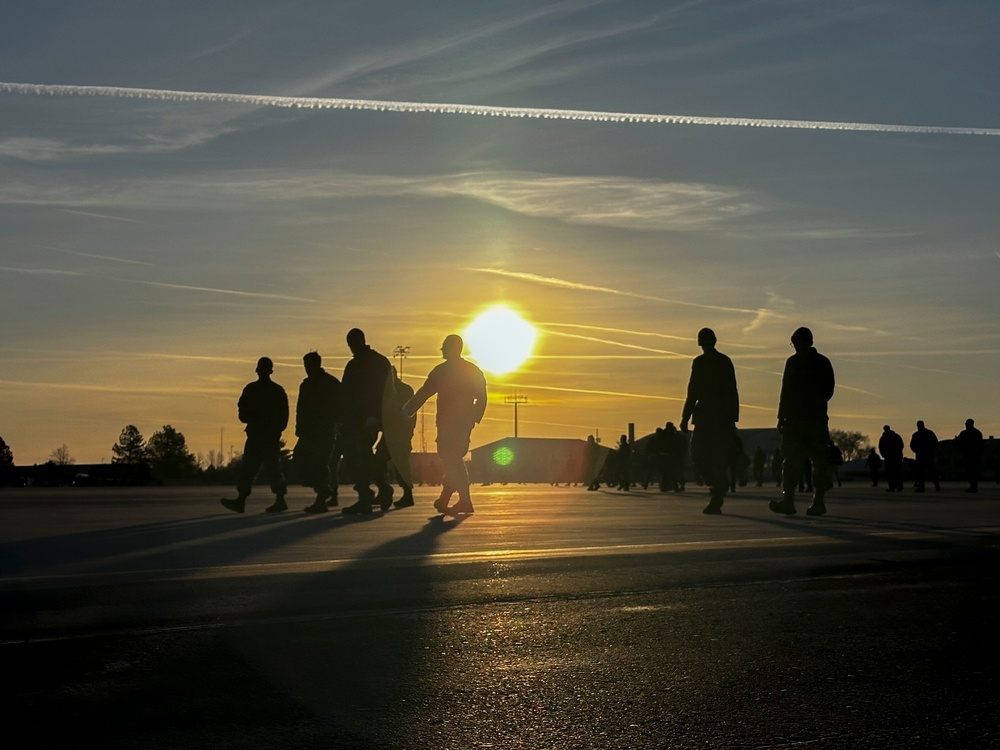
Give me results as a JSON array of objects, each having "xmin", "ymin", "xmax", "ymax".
[
  {"xmin": 866, "ymin": 448, "xmax": 882, "ymax": 486},
  {"xmin": 827, "ymin": 440, "xmax": 844, "ymax": 488},
  {"xmin": 341, "ymin": 328, "xmax": 393, "ymax": 515},
  {"xmin": 955, "ymin": 418, "xmax": 984, "ymax": 493},
  {"xmin": 614, "ymin": 435, "xmax": 631, "ymax": 491},
  {"xmin": 664, "ymin": 422, "xmax": 687, "ymax": 491},
  {"xmin": 752, "ymin": 446, "xmax": 766, "ymax": 487},
  {"xmin": 584, "ymin": 435, "xmax": 602, "ymax": 491},
  {"xmin": 295, "ymin": 352, "xmax": 341, "ymax": 514},
  {"xmin": 403, "ymin": 334, "xmax": 487, "ymax": 515},
  {"xmin": 797, "ymin": 457, "xmax": 813, "ymax": 493},
  {"xmin": 771, "ymin": 448, "xmax": 783, "ymax": 486},
  {"xmin": 909, "ymin": 420, "xmax": 940, "ymax": 493},
  {"xmin": 680, "ymin": 328, "xmax": 739, "ymax": 514},
  {"xmin": 382, "ymin": 367, "xmax": 416, "ymax": 508},
  {"xmin": 729, "ymin": 433, "xmax": 748, "ymax": 492},
  {"xmin": 878, "ymin": 425, "xmax": 905, "ymax": 492},
  {"xmin": 770, "ymin": 327, "xmax": 834, "ymax": 516},
  {"xmin": 222, "ymin": 357, "xmax": 289, "ymax": 514}
]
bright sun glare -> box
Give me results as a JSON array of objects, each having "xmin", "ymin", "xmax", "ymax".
[{"xmin": 464, "ymin": 306, "xmax": 537, "ymax": 375}]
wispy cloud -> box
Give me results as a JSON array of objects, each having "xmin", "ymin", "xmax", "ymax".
[
  {"xmin": 119, "ymin": 278, "xmax": 316, "ymax": 303},
  {"xmin": 4, "ymin": 81, "xmax": 998, "ymax": 136},
  {"xmin": 464, "ymin": 267, "xmax": 765, "ymax": 316},
  {"xmin": 0, "ymin": 263, "xmax": 313, "ymax": 303},
  {"xmin": 541, "ymin": 328, "xmax": 687, "ymax": 356},
  {"xmin": 17, "ymin": 241, "xmax": 153, "ymax": 266},
  {"xmin": 0, "ymin": 264, "xmax": 85, "ymax": 277},
  {"xmin": 58, "ymin": 209, "xmax": 147, "ymax": 225},
  {"xmin": 0, "ymin": 169, "xmax": 757, "ymax": 232}
]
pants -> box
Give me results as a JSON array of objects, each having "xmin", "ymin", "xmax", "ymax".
[
  {"xmin": 437, "ymin": 429, "xmax": 472, "ymax": 502},
  {"xmin": 690, "ymin": 424, "xmax": 735, "ymax": 503},
  {"xmin": 781, "ymin": 419, "xmax": 829, "ymax": 500},
  {"xmin": 237, "ymin": 431, "xmax": 286, "ymax": 498},
  {"xmin": 884, "ymin": 455, "xmax": 903, "ymax": 490},
  {"xmin": 294, "ymin": 435, "xmax": 335, "ymax": 494}
]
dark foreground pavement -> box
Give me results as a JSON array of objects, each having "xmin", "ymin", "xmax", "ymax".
[{"xmin": 2, "ymin": 483, "xmax": 998, "ymax": 748}]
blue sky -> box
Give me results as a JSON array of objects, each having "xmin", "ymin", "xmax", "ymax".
[{"xmin": 2, "ymin": 0, "xmax": 999, "ymax": 464}]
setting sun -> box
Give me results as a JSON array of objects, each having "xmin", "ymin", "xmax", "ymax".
[{"xmin": 464, "ymin": 306, "xmax": 537, "ymax": 375}]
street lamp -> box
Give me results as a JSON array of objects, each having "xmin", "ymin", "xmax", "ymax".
[
  {"xmin": 393, "ymin": 345, "xmax": 409, "ymax": 380},
  {"xmin": 504, "ymin": 392, "xmax": 528, "ymax": 438}
]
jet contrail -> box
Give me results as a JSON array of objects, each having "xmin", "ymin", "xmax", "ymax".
[{"xmin": 2, "ymin": 81, "xmax": 999, "ymax": 137}]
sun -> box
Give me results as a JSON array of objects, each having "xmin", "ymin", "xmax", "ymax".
[{"xmin": 464, "ymin": 306, "xmax": 537, "ymax": 375}]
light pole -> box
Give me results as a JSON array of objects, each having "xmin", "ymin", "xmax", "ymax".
[
  {"xmin": 393, "ymin": 345, "xmax": 409, "ymax": 380},
  {"xmin": 504, "ymin": 392, "xmax": 528, "ymax": 438}
]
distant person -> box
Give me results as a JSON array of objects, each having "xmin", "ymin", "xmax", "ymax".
[
  {"xmin": 584, "ymin": 435, "xmax": 602, "ymax": 491},
  {"xmin": 866, "ymin": 448, "xmax": 882, "ymax": 487},
  {"xmin": 955, "ymin": 418, "xmax": 984, "ymax": 493},
  {"xmin": 222, "ymin": 357, "xmax": 289, "ymax": 514},
  {"xmin": 341, "ymin": 328, "xmax": 394, "ymax": 515},
  {"xmin": 680, "ymin": 328, "xmax": 740, "ymax": 515},
  {"xmin": 827, "ymin": 440, "xmax": 844, "ymax": 488},
  {"xmin": 295, "ymin": 352, "xmax": 341, "ymax": 514},
  {"xmin": 403, "ymin": 334, "xmax": 487, "ymax": 515},
  {"xmin": 878, "ymin": 425, "xmax": 905, "ymax": 492},
  {"xmin": 663, "ymin": 422, "xmax": 687, "ymax": 492},
  {"xmin": 771, "ymin": 447, "xmax": 783, "ymax": 486},
  {"xmin": 769, "ymin": 327, "xmax": 835, "ymax": 516},
  {"xmin": 752, "ymin": 446, "xmax": 767, "ymax": 487},
  {"xmin": 614, "ymin": 435, "xmax": 631, "ymax": 491},
  {"xmin": 729, "ymin": 433, "xmax": 749, "ymax": 492},
  {"xmin": 909, "ymin": 420, "xmax": 940, "ymax": 493}
]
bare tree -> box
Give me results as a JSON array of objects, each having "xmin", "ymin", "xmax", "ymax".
[
  {"xmin": 50, "ymin": 444, "xmax": 75, "ymax": 466},
  {"xmin": 829, "ymin": 429, "xmax": 869, "ymax": 463}
]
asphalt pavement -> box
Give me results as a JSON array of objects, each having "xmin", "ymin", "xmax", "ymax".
[{"xmin": 2, "ymin": 482, "xmax": 998, "ymax": 748}]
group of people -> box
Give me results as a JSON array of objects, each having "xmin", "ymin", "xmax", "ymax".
[
  {"xmin": 866, "ymin": 418, "xmax": 987, "ymax": 493},
  {"xmin": 680, "ymin": 326, "xmax": 835, "ymax": 516},
  {"xmin": 221, "ymin": 323, "xmax": 987, "ymax": 520},
  {"xmin": 220, "ymin": 329, "xmax": 487, "ymax": 517}
]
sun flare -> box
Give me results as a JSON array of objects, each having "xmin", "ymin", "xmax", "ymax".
[{"xmin": 464, "ymin": 306, "xmax": 537, "ymax": 375}]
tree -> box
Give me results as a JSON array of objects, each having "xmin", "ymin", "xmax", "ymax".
[
  {"xmin": 145, "ymin": 425, "xmax": 198, "ymax": 482},
  {"xmin": 111, "ymin": 425, "xmax": 148, "ymax": 464},
  {"xmin": 830, "ymin": 429, "xmax": 869, "ymax": 463},
  {"xmin": 0, "ymin": 436, "xmax": 13, "ymax": 468},
  {"xmin": 50, "ymin": 444, "xmax": 75, "ymax": 466}
]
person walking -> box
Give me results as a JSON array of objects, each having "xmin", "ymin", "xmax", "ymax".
[
  {"xmin": 909, "ymin": 420, "xmax": 940, "ymax": 493},
  {"xmin": 340, "ymin": 328, "xmax": 394, "ymax": 515},
  {"xmin": 296, "ymin": 352, "xmax": 341, "ymax": 514},
  {"xmin": 878, "ymin": 425, "xmax": 905, "ymax": 492},
  {"xmin": 222, "ymin": 357, "xmax": 289, "ymax": 514},
  {"xmin": 955, "ymin": 418, "xmax": 984, "ymax": 493},
  {"xmin": 769, "ymin": 327, "xmax": 835, "ymax": 516},
  {"xmin": 866, "ymin": 448, "xmax": 882, "ymax": 487},
  {"xmin": 680, "ymin": 328, "xmax": 740, "ymax": 515},
  {"xmin": 403, "ymin": 334, "xmax": 487, "ymax": 515}
]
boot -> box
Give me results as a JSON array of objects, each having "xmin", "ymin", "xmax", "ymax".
[
  {"xmin": 221, "ymin": 494, "xmax": 246, "ymax": 513},
  {"xmin": 769, "ymin": 495, "xmax": 797, "ymax": 515},
  {"xmin": 265, "ymin": 494, "xmax": 288, "ymax": 513}
]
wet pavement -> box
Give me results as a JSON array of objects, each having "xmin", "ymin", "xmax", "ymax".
[{"xmin": 2, "ymin": 483, "xmax": 998, "ymax": 748}]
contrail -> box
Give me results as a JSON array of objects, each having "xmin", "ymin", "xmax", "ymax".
[{"xmin": 3, "ymin": 81, "xmax": 999, "ymax": 137}]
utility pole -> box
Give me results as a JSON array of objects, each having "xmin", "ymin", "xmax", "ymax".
[
  {"xmin": 504, "ymin": 392, "xmax": 528, "ymax": 438},
  {"xmin": 393, "ymin": 345, "xmax": 410, "ymax": 381}
]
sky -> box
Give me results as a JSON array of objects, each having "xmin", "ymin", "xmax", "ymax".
[{"xmin": 2, "ymin": 0, "xmax": 999, "ymax": 466}]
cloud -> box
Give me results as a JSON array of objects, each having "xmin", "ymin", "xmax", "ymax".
[
  {"xmin": 431, "ymin": 173, "xmax": 758, "ymax": 230},
  {"xmin": 4, "ymin": 81, "xmax": 998, "ymax": 136},
  {"xmin": 464, "ymin": 267, "xmax": 764, "ymax": 316},
  {"xmin": 0, "ymin": 168, "xmax": 757, "ymax": 232}
]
